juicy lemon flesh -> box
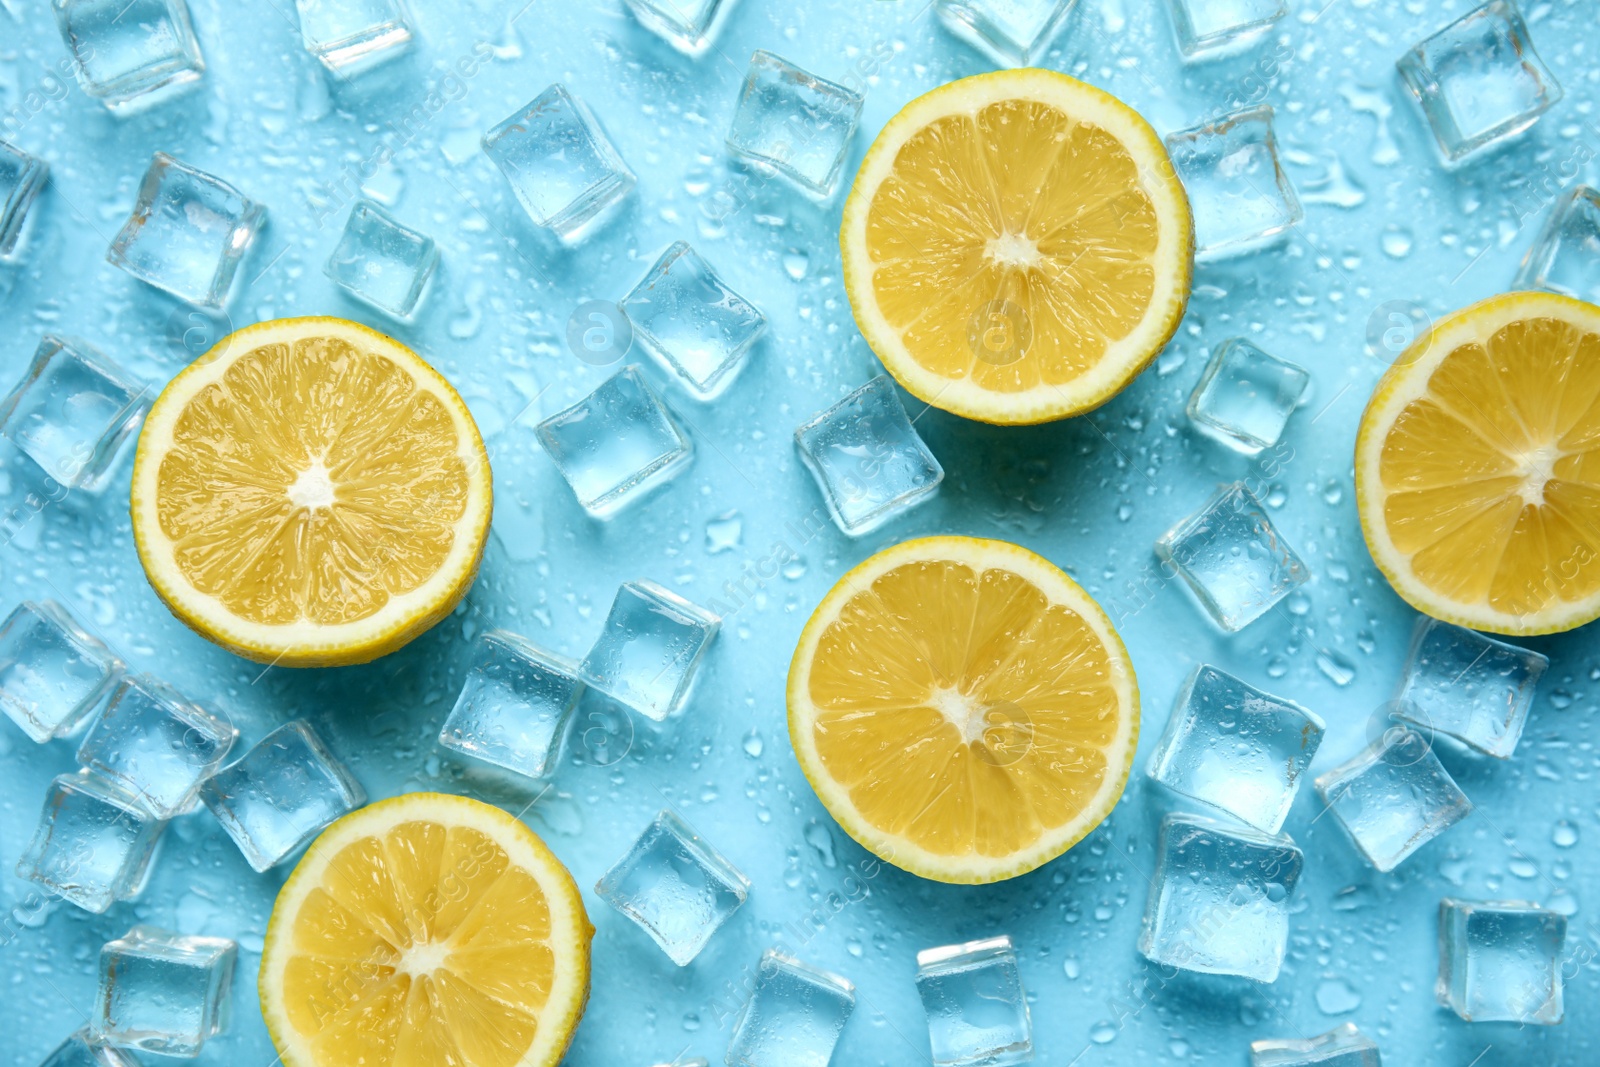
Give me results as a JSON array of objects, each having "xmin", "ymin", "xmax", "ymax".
[
  {"xmin": 281, "ymin": 820, "xmax": 556, "ymax": 1067},
  {"xmin": 808, "ymin": 558, "xmax": 1122, "ymax": 859},
  {"xmin": 865, "ymin": 99, "xmax": 1160, "ymax": 394},
  {"xmin": 1378, "ymin": 315, "xmax": 1600, "ymax": 618},
  {"xmin": 157, "ymin": 335, "xmax": 469, "ymax": 627}
]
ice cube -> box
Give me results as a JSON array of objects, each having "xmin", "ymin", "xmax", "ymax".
[
  {"xmin": 1166, "ymin": 105, "xmax": 1302, "ymax": 260},
  {"xmin": 437, "ymin": 630, "xmax": 584, "ymax": 781},
  {"xmin": 595, "ymin": 809, "xmax": 750, "ymax": 966},
  {"xmin": 77, "ymin": 674, "xmax": 236, "ymax": 818},
  {"xmin": 1250, "ymin": 1022, "xmax": 1381, "ymax": 1067},
  {"xmin": 915, "ymin": 936, "xmax": 1032, "ymax": 1067},
  {"xmin": 1313, "ymin": 725, "xmax": 1472, "ymax": 872},
  {"xmin": 537, "ymin": 365, "xmax": 693, "ymax": 518},
  {"xmin": 324, "ymin": 199, "xmax": 438, "ymax": 321},
  {"xmin": 0, "ymin": 599, "xmax": 122, "ymax": 743},
  {"xmin": 90, "ymin": 926, "xmax": 237, "ymax": 1056},
  {"xmin": 725, "ymin": 51, "xmax": 863, "ymax": 199},
  {"xmin": 1146, "ymin": 665, "xmax": 1324, "ymax": 834},
  {"xmin": 0, "ymin": 139, "xmax": 48, "ymax": 261},
  {"xmin": 1155, "ymin": 482, "xmax": 1309, "ymax": 632},
  {"xmin": 293, "ymin": 0, "xmax": 413, "ymax": 76},
  {"xmin": 483, "ymin": 84, "xmax": 635, "ymax": 245},
  {"xmin": 15, "ymin": 771, "xmax": 166, "ymax": 914},
  {"xmin": 106, "ymin": 152, "xmax": 267, "ymax": 308},
  {"xmin": 53, "ymin": 0, "xmax": 205, "ymax": 115},
  {"xmin": 1166, "ymin": 0, "xmax": 1285, "ymax": 58},
  {"xmin": 1137, "ymin": 812, "xmax": 1303, "ymax": 982},
  {"xmin": 581, "ymin": 580, "xmax": 719, "ymax": 722},
  {"xmin": 1185, "ymin": 338, "xmax": 1309, "ymax": 454},
  {"xmin": 622, "ymin": 241, "xmax": 767, "ymax": 401},
  {"xmin": 1438, "ymin": 898, "xmax": 1566, "ymax": 1025},
  {"xmin": 1397, "ymin": 0, "xmax": 1561, "ymax": 163},
  {"xmin": 1392, "ymin": 617, "xmax": 1547, "ymax": 759},
  {"xmin": 0, "ymin": 336, "xmax": 149, "ymax": 491},
  {"xmin": 35, "ymin": 1030, "xmax": 145, "ymax": 1067},
  {"xmin": 795, "ymin": 375, "xmax": 944, "ymax": 536},
  {"xmin": 933, "ymin": 0, "xmax": 1080, "ymax": 67},
  {"xmin": 199, "ymin": 720, "xmax": 365, "ymax": 872},
  {"xmin": 1515, "ymin": 184, "xmax": 1600, "ymax": 304},
  {"xmin": 726, "ymin": 949, "xmax": 856, "ymax": 1067},
  {"xmin": 622, "ymin": 0, "xmax": 736, "ymax": 56}
]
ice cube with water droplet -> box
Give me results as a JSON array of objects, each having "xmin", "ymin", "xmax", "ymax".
[
  {"xmin": 933, "ymin": 0, "xmax": 1080, "ymax": 67},
  {"xmin": 35, "ymin": 1030, "xmax": 146, "ymax": 1067},
  {"xmin": 1166, "ymin": 105, "xmax": 1302, "ymax": 260},
  {"xmin": 1437, "ymin": 898, "xmax": 1565, "ymax": 1024},
  {"xmin": 1155, "ymin": 482, "xmax": 1309, "ymax": 632},
  {"xmin": 1314, "ymin": 725, "xmax": 1472, "ymax": 872},
  {"xmin": 54, "ymin": 0, "xmax": 205, "ymax": 115},
  {"xmin": 90, "ymin": 926, "xmax": 237, "ymax": 1055},
  {"xmin": 325, "ymin": 199, "xmax": 438, "ymax": 322},
  {"xmin": 1250, "ymin": 1022, "xmax": 1381, "ymax": 1067},
  {"xmin": 293, "ymin": 0, "xmax": 413, "ymax": 75},
  {"xmin": 0, "ymin": 336, "xmax": 149, "ymax": 492},
  {"xmin": 622, "ymin": 0, "xmax": 735, "ymax": 55},
  {"xmin": 0, "ymin": 139, "xmax": 48, "ymax": 261},
  {"xmin": 16, "ymin": 771, "xmax": 166, "ymax": 914},
  {"xmin": 916, "ymin": 936, "xmax": 1032, "ymax": 1067},
  {"xmin": 77, "ymin": 674, "xmax": 236, "ymax": 818},
  {"xmin": 0, "ymin": 599, "xmax": 122, "ymax": 743},
  {"xmin": 725, "ymin": 51, "xmax": 863, "ymax": 199},
  {"xmin": 622, "ymin": 241, "xmax": 767, "ymax": 400},
  {"xmin": 436, "ymin": 630, "xmax": 584, "ymax": 783},
  {"xmin": 1515, "ymin": 184, "xmax": 1600, "ymax": 304},
  {"xmin": 1185, "ymin": 338, "xmax": 1309, "ymax": 454},
  {"xmin": 1392, "ymin": 617, "xmax": 1547, "ymax": 758},
  {"xmin": 1165, "ymin": 0, "xmax": 1285, "ymax": 58},
  {"xmin": 581, "ymin": 580, "xmax": 719, "ymax": 721},
  {"xmin": 726, "ymin": 949, "xmax": 856, "ymax": 1067}
]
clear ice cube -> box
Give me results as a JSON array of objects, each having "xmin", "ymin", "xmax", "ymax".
[
  {"xmin": 1437, "ymin": 898, "xmax": 1565, "ymax": 1024},
  {"xmin": 581, "ymin": 580, "xmax": 719, "ymax": 721},
  {"xmin": 15, "ymin": 771, "xmax": 166, "ymax": 914},
  {"xmin": 933, "ymin": 0, "xmax": 1080, "ymax": 67},
  {"xmin": 622, "ymin": 0, "xmax": 736, "ymax": 56},
  {"xmin": 725, "ymin": 51, "xmax": 863, "ymax": 199},
  {"xmin": 0, "ymin": 336, "xmax": 149, "ymax": 491},
  {"xmin": 90, "ymin": 926, "xmax": 237, "ymax": 1056},
  {"xmin": 1185, "ymin": 338, "xmax": 1309, "ymax": 454},
  {"xmin": 726, "ymin": 949, "xmax": 856, "ymax": 1067},
  {"xmin": 0, "ymin": 599, "xmax": 123, "ymax": 743},
  {"xmin": 915, "ymin": 936, "xmax": 1032, "ymax": 1067},
  {"xmin": 1250, "ymin": 1022, "xmax": 1382, "ymax": 1067},
  {"xmin": 437, "ymin": 630, "xmax": 585, "ymax": 781},
  {"xmin": 1397, "ymin": 0, "xmax": 1561, "ymax": 163},
  {"xmin": 1146, "ymin": 664, "xmax": 1324, "ymax": 834},
  {"xmin": 1313, "ymin": 725, "xmax": 1472, "ymax": 872},
  {"xmin": 482, "ymin": 84, "xmax": 635, "ymax": 245},
  {"xmin": 0, "ymin": 140, "xmax": 49, "ymax": 261},
  {"xmin": 325, "ymin": 199, "xmax": 438, "ymax": 321},
  {"xmin": 1137, "ymin": 812, "xmax": 1304, "ymax": 982},
  {"xmin": 106, "ymin": 152, "xmax": 267, "ymax": 308},
  {"xmin": 36, "ymin": 1030, "xmax": 145, "ymax": 1067},
  {"xmin": 294, "ymin": 0, "xmax": 413, "ymax": 76},
  {"xmin": 1166, "ymin": 0, "xmax": 1285, "ymax": 58},
  {"xmin": 1154, "ymin": 482, "xmax": 1309, "ymax": 632},
  {"xmin": 199, "ymin": 720, "xmax": 365, "ymax": 872},
  {"xmin": 1515, "ymin": 184, "xmax": 1600, "ymax": 304},
  {"xmin": 622, "ymin": 241, "xmax": 767, "ymax": 401},
  {"xmin": 794, "ymin": 375, "xmax": 944, "ymax": 536},
  {"xmin": 77, "ymin": 674, "xmax": 236, "ymax": 818},
  {"xmin": 1166, "ymin": 105, "xmax": 1302, "ymax": 260},
  {"xmin": 537, "ymin": 365, "xmax": 693, "ymax": 518},
  {"xmin": 1392, "ymin": 617, "xmax": 1547, "ymax": 759},
  {"xmin": 595, "ymin": 808, "xmax": 750, "ymax": 966},
  {"xmin": 53, "ymin": 0, "xmax": 205, "ymax": 115}
]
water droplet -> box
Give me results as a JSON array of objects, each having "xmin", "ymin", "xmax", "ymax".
[
  {"xmin": 705, "ymin": 511, "xmax": 742, "ymax": 554},
  {"xmin": 1090, "ymin": 1022, "xmax": 1118, "ymax": 1044},
  {"xmin": 846, "ymin": 938, "xmax": 864, "ymax": 957},
  {"xmin": 1553, "ymin": 820, "xmax": 1578, "ymax": 848},
  {"xmin": 682, "ymin": 1012, "xmax": 702, "ymax": 1031},
  {"xmin": 1322, "ymin": 480, "xmax": 1343, "ymax": 505},
  {"xmin": 1300, "ymin": 153, "xmax": 1367, "ymax": 209},
  {"xmin": 804, "ymin": 819, "xmax": 837, "ymax": 868},
  {"xmin": 1510, "ymin": 857, "xmax": 1539, "ymax": 879},
  {"xmin": 783, "ymin": 249, "xmax": 809, "ymax": 279},
  {"xmin": 1317, "ymin": 650, "xmax": 1356, "ymax": 686},
  {"xmin": 742, "ymin": 729, "xmax": 764, "ymax": 758},
  {"xmin": 1315, "ymin": 978, "xmax": 1362, "ymax": 1015},
  {"xmin": 1063, "ymin": 956, "xmax": 1080, "ymax": 979},
  {"xmin": 1381, "ymin": 226, "xmax": 1413, "ymax": 259},
  {"xmin": 1169, "ymin": 1038, "xmax": 1190, "ymax": 1058}
]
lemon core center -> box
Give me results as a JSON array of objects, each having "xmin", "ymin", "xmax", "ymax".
[
  {"xmin": 397, "ymin": 939, "xmax": 450, "ymax": 976},
  {"xmin": 985, "ymin": 231, "xmax": 1041, "ymax": 269},
  {"xmin": 1515, "ymin": 445, "xmax": 1561, "ymax": 507},
  {"xmin": 287, "ymin": 460, "xmax": 337, "ymax": 510},
  {"xmin": 929, "ymin": 684, "xmax": 987, "ymax": 744}
]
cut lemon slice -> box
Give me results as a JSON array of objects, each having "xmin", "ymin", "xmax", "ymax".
[
  {"xmin": 131, "ymin": 317, "xmax": 492, "ymax": 667},
  {"xmin": 1356, "ymin": 291, "xmax": 1600, "ymax": 635},
  {"xmin": 787, "ymin": 537, "xmax": 1139, "ymax": 884},
  {"xmin": 840, "ymin": 69, "xmax": 1193, "ymax": 425},
  {"xmin": 260, "ymin": 793, "xmax": 592, "ymax": 1067}
]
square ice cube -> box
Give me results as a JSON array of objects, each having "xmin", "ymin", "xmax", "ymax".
[
  {"xmin": 483, "ymin": 84, "xmax": 635, "ymax": 245},
  {"xmin": 106, "ymin": 152, "xmax": 267, "ymax": 308},
  {"xmin": 726, "ymin": 51, "xmax": 863, "ymax": 199},
  {"xmin": 537, "ymin": 365, "xmax": 693, "ymax": 518},
  {"xmin": 294, "ymin": 0, "xmax": 413, "ymax": 76},
  {"xmin": 325, "ymin": 199, "xmax": 438, "ymax": 322},
  {"xmin": 15, "ymin": 772, "xmax": 166, "ymax": 914},
  {"xmin": 595, "ymin": 809, "xmax": 750, "ymax": 965},
  {"xmin": 90, "ymin": 926, "xmax": 237, "ymax": 1056},
  {"xmin": 622, "ymin": 0, "xmax": 736, "ymax": 56},
  {"xmin": 933, "ymin": 0, "xmax": 1080, "ymax": 67},
  {"xmin": 54, "ymin": 0, "xmax": 205, "ymax": 115},
  {"xmin": 1397, "ymin": 0, "xmax": 1561, "ymax": 163},
  {"xmin": 1137, "ymin": 813, "xmax": 1304, "ymax": 982},
  {"xmin": 437, "ymin": 630, "xmax": 585, "ymax": 781},
  {"xmin": 0, "ymin": 140, "xmax": 48, "ymax": 261},
  {"xmin": 622, "ymin": 242, "xmax": 767, "ymax": 401},
  {"xmin": 1166, "ymin": 105, "xmax": 1302, "ymax": 261},
  {"xmin": 1155, "ymin": 482, "xmax": 1309, "ymax": 632},
  {"xmin": 727, "ymin": 949, "xmax": 856, "ymax": 1067},
  {"xmin": 1392, "ymin": 617, "xmax": 1547, "ymax": 759},
  {"xmin": 795, "ymin": 375, "xmax": 944, "ymax": 537},
  {"xmin": 77, "ymin": 674, "xmax": 237, "ymax": 818},
  {"xmin": 0, "ymin": 336, "xmax": 149, "ymax": 492},
  {"xmin": 1437, "ymin": 898, "xmax": 1565, "ymax": 1024},
  {"xmin": 581, "ymin": 580, "xmax": 719, "ymax": 721},
  {"xmin": 1186, "ymin": 338, "xmax": 1309, "ymax": 454},
  {"xmin": 1515, "ymin": 185, "xmax": 1600, "ymax": 304},
  {"xmin": 1250, "ymin": 1022, "xmax": 1381, "ymax": 1067},
  {"xmin": 1146, "ymin": 664, "xmax": 1324, "ymax": 834},
  {"xmin": 915, "ymin": 936, "xmax": 1032, "ymax": 1067},
  {"xmin": 199, "ymin": 720, "xmax": 365, "ymax": 872},
  {"xmin": 0, "ymin": 599, "xmax": 123, "ymax": 743},
  {"xmin": 1166, "ymin": 0, "xmax": 1285, "ymax": 58},
  {"xmin": 1314, "ymin": 725, "xmax": 1472, "ymax": 872},
  {"xmin": 35, "ymin": 1030, "xmax": 145, "ymax": 1067}
]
